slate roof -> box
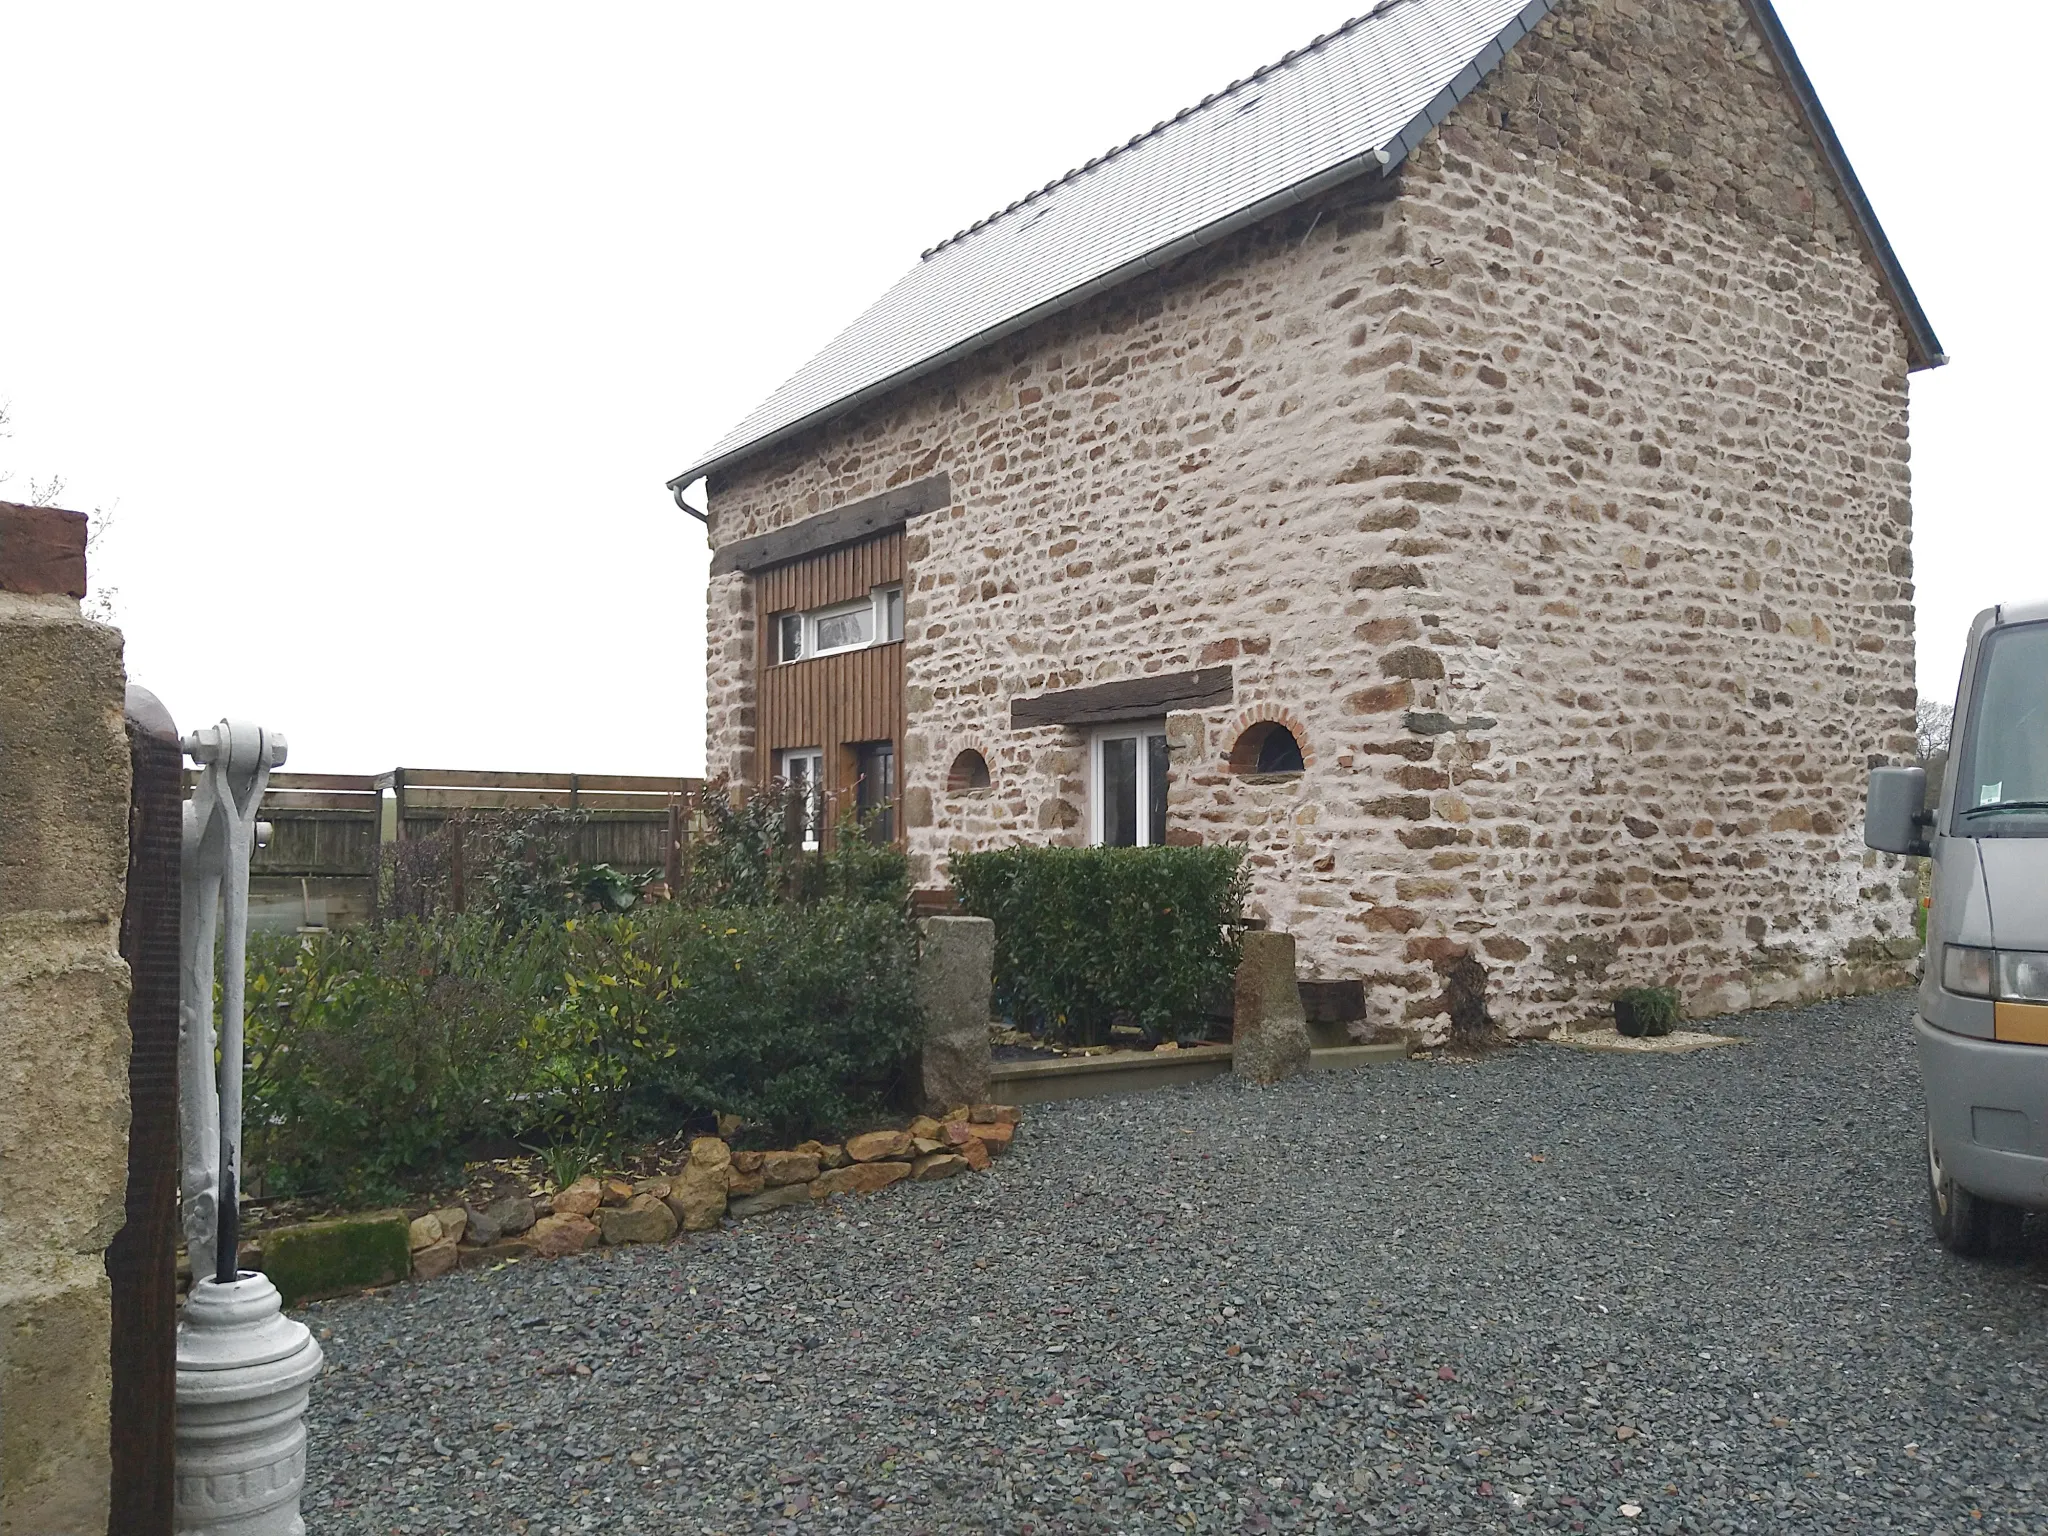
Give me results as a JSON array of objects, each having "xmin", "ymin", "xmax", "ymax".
[{"xmin": 673, "ymin": 0, "xmax": 1940, "ymax": 490}]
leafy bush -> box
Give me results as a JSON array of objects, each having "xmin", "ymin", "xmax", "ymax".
[
  {"xmin": 379, "ymin": 808, "xmax": 655, "ymax": 928},
  {"xmin": 1613, "ymin": 985, "xmax": 1683, "ymax": 1038},
  {"xmin": 240, "ymin": 809, "xmax": 923, "ymax": 1199},
  {"xmin": 242, "ymin": 918, "xmax": 542, "ymax": 1201},
  {"xmin": 950, "ymin": 845, "xmax": 1249, "ymax": 1046},
  {"xmin": 632, "ymin": 900, "xmax": 923, "ymax": 1142},
  {"xmin": 680, "ymin": 783, "xmax": 907, "ymax": 909}
]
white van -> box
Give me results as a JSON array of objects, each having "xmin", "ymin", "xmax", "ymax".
[{"xmin": 1866, "ymin": 600, "xmax": 2048, "ymax": 1255}]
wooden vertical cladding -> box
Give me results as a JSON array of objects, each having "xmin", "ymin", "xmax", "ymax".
[{"xmin": 755, "ymin": 530, "xmax": 906, "ymax": 833}]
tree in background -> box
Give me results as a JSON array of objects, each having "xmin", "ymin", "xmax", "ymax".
[
  {"xmin": 1917, "ymin": 697, "xmax": 1953, "ymax": 811},
  {"xmin": 1917, "ymin": 698, "xmax": 1953, "ymax": 760}
]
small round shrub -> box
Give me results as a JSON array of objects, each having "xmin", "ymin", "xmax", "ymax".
[{"xmin": 1613, "ymin": 985, "xmax": 1682, "ymax": 1038}]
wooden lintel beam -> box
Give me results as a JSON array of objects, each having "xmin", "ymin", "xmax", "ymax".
[
  {"xmin": 1010, "ymin": 666, "xmax": 1234, "ymax": 728},
  {"xmin": 709, "ymin": 474, "xmax": 951, "ymax": 577}
]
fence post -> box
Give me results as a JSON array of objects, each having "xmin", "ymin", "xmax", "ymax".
[
  {"xmin": 106, "ymin": 687, "xmax": 182, "ymax": 1534},
  {"xmin": 665, "ymin": 795, "xmax": 683, "ymax": 897},
  {"xmin": 449, "ymin": 812, "xmax": 466, "ymax": 914}
]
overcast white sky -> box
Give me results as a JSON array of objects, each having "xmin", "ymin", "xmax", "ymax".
[{"xmin": 2, "ymin": 3, "xmax": 2035, "ymax": 775}]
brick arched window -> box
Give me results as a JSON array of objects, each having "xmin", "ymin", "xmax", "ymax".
[
  {"xmin": 1228, "ymin": 719, "xmax": 1307, "ymax": 777},
  {"xmin": 947, "ymin": 749, "xmax": 992, "ymax": 792}
]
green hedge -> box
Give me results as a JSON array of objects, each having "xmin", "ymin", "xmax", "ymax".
[{"xmin": 950, "ymin": 845, "xmax": 1249, "ymax": 1046}]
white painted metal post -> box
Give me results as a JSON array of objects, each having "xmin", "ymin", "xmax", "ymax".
[{"xmin": 175, "ymin": 719, "xmax": 322, "ymax": 1536}]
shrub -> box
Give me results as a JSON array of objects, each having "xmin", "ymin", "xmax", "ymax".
[
  {"xmin": 632, "ymin": 900, "xmax": 924, "ymax": 1143},
  {"xmin": 240, "ymin": 820, "xmax": 924, "ymax": 1197},
  {"xmin": 1613, "ymin": 985, "xmax": 1683, "ymax": 1038},
  {"xmin": 377, "ymin": 808, "xmax": 656, "ymax": 928},
  {"xmin": 242, "ymin": 918, "xmax": 541, "ymax": 1202},
  {"xmin": 680, "ymin": 783, "xmax": 907, "ymax": 909},
  {"xmin": 950, "ymin": 845, "xmax": 1249, "ymax": 1046}
]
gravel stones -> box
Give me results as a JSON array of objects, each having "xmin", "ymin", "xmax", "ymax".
[{"xmin": 301, "ymin": 992, "xmax": 2048, "ymax": 1533}]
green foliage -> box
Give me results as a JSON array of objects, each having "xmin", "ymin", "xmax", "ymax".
[
  {"xmin": 381, "ymin": 808, "xmax": 656, "ymax": 928},
  {"xmin": 529, "ymin": 1134, "xmax": 604, "ymax": 1192},
  {"xmin": 950, "ymin": 845, "xmax": 1249, "ymax": 1046},
  {"xmin": 680, "ymin": 783, "xmax": 908, "ymax": 909},
  {"xmin": 1613, "ymin": 985, "xmax": 1683, "ymax": 1038},
  {"xmin": 242, "ymin": 918, "xmax": 541, "ymax": 1202},
  {"xmin": 637, "ymin": 899, "xmax": 924, "ymax": 1143},
  {"xmin": 241, "ymin": 809, "xmax": 924, "ymax": 1198}
]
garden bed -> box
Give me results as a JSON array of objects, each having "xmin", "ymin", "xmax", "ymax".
[{"xmin": 199, "ymin": 1104, "xmax": 1027, "ymax": 1306}]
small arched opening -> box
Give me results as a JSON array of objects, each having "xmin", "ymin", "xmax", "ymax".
[
  {"xmin": 947, "ymin": 749, "xmax": 992, "ymax": 792},
  {"xmin": 1229, "ymin": 721, "xmax": 1306, "ymax": 777}
]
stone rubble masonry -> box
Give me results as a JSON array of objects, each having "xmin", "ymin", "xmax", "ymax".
[
  {"xmin": 1232, "ymin": 931, "xmax": 1314, "ymax": 1085},
  {"xmin": 914, "ymin": 915, "xmax": 995, "ymax": 1113},
  {"xmin": 0, "ymin": 503, "xmax": 131, "ymax": 1534},
  {"xmin": 701, "ymin": 0, "xmax": 1922, "ymax": 1040}
]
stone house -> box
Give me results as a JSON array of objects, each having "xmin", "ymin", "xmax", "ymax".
[{"xmin": 673, "ymin": 0, "xmax": 1942, "ymax": 1037}]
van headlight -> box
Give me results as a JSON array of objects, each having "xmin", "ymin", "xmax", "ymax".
[
  {"xmin": 1943, "ymin": 945, "xmax": 2048, "ymax": 1001},
  {"xmin": 1943, "ymin": 945, "xmax": 1994, "ymax": 998},
  {"xmin": 1996, "ymin": 951, "xmax": 2048, "ymax": 1003}
]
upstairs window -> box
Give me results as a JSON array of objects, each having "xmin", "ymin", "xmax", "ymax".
[
  {"xmin": 775, "ymin": 585, "xmax": 903, "ymax": 664},
  {"xmin": 812, "ymin": 598, "xmax": 873, "ymax": 656}
]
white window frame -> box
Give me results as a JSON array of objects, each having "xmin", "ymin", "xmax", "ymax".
[
  {"xmin": 773, "ymin": 584, "xmax": 904, "ymax": 664},
  {"xmin": 1089, "ymin": 721, "xmax": 1169, "ymax": 847},
  {"xmin": 777, "ymin": 747, "xmax": 825, "ymax": 850},
  {"xmin": 776, "ymin": 612, "xmax": 804, "ymax": 664},
  {"xmin": 808, "ymin": 597, "xmax": 875, "ymax": 658}
]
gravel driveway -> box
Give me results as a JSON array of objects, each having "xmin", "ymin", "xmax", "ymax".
[{"xmin": 300, "ymin": 990, "xmax": 2047, "ymax": 1534}]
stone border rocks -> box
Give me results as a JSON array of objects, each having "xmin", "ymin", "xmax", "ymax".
[{"xmin": 244, "ymin": 1106, "xmax": 1025, "ymax": 1306}]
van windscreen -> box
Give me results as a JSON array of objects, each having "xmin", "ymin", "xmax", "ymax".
[{"xmin": 1953, "ymin": 619, "xmax": 2048, "ymax": 834}]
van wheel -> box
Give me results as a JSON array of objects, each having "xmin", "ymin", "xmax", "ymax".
[{"xmin": 1928, "ymin": 1125, "xmax": 2023, "ymax": 1257}]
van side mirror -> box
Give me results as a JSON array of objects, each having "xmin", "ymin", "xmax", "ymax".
[{"xmin": 1865, "ymin": 766, "xmax": 1930, "ymax": 856}]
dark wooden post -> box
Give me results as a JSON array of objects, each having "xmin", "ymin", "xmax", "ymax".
[
  {"xmin": 106, "ymin": 685, "xmax": 182, "ymax": 1536},
  {"xmin": 664, "ymin": 795, "xmax": 683, "ymax": 898},
  {"xmin": 449, "ymin": 812, "xmax": 466, "ymax": 914}
]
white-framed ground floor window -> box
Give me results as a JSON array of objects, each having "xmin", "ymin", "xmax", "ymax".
[
  {"xmin": 1090, "ymin": 722, "xmax": 1169, "ymax": 847},
  {"xmin": 777, "ymin": 747, "xmax": 824, "ymax": 850}
]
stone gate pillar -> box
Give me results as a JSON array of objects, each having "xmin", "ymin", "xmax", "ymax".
[{"xmin": 0, "ymin": 501, "xmax": 133, "ymax": 1532}]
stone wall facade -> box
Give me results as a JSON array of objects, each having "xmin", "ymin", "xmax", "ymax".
[
  {"xmin": 703, "ymin": 0, "xmax": 1922, "ymax": 1038},
  {"xmin": 0, "ymin": 503, "xmax": 131, "ymax": 1531}
]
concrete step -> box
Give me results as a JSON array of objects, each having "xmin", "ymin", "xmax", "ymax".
[{"xmin": 988, "ymin": 1037, "xmax": 1406, "ymax": 1104}]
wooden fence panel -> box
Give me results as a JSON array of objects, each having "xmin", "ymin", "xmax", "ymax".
[{"xmin": 231, "ymin": 768, "xmax": 701, "ymax": 929}]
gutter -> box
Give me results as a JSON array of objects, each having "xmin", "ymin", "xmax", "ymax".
[{"xmin": 667, "ymin": 0, "xmax": 1560, "ymax": 494}]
